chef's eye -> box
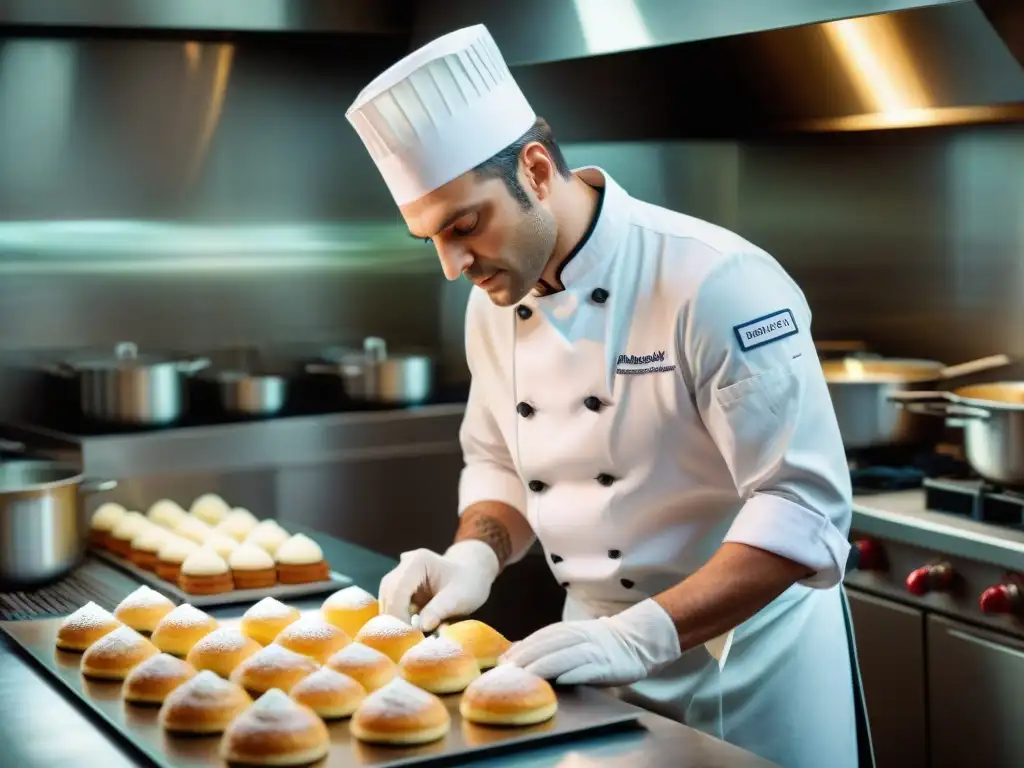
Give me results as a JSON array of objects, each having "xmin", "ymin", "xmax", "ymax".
[{"xmin": 452, "ymin": 213, "xmax": 478, "ymax": 237}]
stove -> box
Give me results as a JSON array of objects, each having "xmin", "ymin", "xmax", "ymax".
[
  {"xmin": 848, "ymin": 445, "xmax": 973, "ymax": 493},
  {"xmin": 923, "ymin": 478, "xmax": 1024, "ymax": 528}
]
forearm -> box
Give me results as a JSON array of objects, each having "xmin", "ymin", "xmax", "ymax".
[
  {"xmin": 653, "ymin": 542, "xmax": 814, "ymax": 651},
  {"xmin": 453, "ymin": 501, "xmax": 536, "ymax": 571}
]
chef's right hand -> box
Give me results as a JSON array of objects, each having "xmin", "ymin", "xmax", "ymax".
[{"xmin": 378, "ymin": 540, "xmax": 500, "ymax": 632}]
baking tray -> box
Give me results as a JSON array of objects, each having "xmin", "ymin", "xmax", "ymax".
[
  {"xmin": 92, "ymin": 549, "xmax": 352, "ymax": 608},
  {"xmin": 0, "ymin": 616, "xmax": 643, "ymax": 768}
]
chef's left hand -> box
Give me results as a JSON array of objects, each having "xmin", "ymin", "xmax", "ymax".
[{"xmin": 500, "ymin": 599, "xmax": 681, "ymax": 686}]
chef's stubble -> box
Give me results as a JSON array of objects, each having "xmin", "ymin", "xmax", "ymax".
[{"xmin": 499, "ymin": 202, "xmax": 558, "ymax": 305}]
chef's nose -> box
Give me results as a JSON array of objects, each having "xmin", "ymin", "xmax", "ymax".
[{"xmin": 436, "ymin": 242, "xmax": 473, "ymax": 281}]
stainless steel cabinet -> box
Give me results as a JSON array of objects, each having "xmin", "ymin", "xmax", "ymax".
[
  {"xmin": 927, "ymin": 614, "xmax": 1024, "ymax": 768},
  {"xmin": 847, "ymin": 588, "xmax": 928, "ymax": 768}
]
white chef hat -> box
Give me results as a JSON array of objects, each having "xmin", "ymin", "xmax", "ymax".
[{"xmin": 346, "ymin": 24, "xmax": 536, "ymax": 206}]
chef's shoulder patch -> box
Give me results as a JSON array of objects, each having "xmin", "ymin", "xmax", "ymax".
[{"xmin": 733, "ymin": 309, "xmax": 798, "ymax": 351}]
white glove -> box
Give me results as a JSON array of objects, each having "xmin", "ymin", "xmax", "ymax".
[
  {"xmin": 500, "ymin": 599, "xmax": 681, "ymax": 686},
  {"xmin": 377, "ymin": 540, "xmax": 500, "ymax": 632}
]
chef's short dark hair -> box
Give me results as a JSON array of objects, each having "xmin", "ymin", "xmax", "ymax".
[{"xmin": 472, "ymin": 117, "xmax": 572, "ymax": 209}]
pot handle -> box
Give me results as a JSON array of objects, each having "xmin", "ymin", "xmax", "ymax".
[{"xmin": 79, "ymin": 478, "xmax": 117, "ymax": 495}]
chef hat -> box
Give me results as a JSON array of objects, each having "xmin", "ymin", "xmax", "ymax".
[{"xmin": 346, "ymin": 24, "xmax": 536, "ymax": 206}]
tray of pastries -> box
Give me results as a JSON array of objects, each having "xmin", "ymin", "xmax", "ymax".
[
  {"xmin": 88, "ymin": 494, "xmax": 351, "ymax": 607},
  {"xmin": 0, "ymin": 585, "xmax": 642, "ymax": 767}
]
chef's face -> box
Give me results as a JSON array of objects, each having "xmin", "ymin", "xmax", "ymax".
[{"xmin": 400, "ymin": 145, "xmax": 559, "ymax": 306}]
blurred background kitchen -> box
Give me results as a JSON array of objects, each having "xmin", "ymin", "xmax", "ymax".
[{"xmin": 2, "ymin": 2, "xmax": 1024, "ymax": 766}]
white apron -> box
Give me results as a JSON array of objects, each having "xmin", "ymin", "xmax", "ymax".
[{"xmin": 457, "ymin": 167, "xmax": 858, "ymax": 768}]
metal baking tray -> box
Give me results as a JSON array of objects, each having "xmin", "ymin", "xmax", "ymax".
[
  {"xmin": 0, "ymin": 617, "xmax": 643, "ymax": 768},
  {"xmin": 92, "ymin": 549, "xmax": 351, "ymax": 608}
]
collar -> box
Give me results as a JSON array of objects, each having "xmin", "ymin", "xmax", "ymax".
[{"xmin": 535, "ymin": 166, "xmax": 631, "ymax": 297}]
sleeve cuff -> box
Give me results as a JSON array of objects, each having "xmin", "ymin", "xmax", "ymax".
[
  {"xmin": 458, "ymin": 463, "xmax": 528, "ymax": 517},
  {"xmin": 723, "ymin": 492, "xmax": 851, "ymax": 588}
]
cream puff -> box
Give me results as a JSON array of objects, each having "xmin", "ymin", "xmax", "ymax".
[
  {"xmin": 56, "ymin": 601, "xmax": 122, "ymax": 652},
  {"xmin": 123, "ymin": 652, "xmax": 197, "ymax": 704},
  {"xmin": 108, "ymin": 511, "xmax": 147, "ymax": 557},
  {"xmin": 239, "ymin": 597, "xmax": 300, "ymax": 646},
  {"xmin": 289, "ymin": 667, "xmax": 365, "ymax": 719},
  {"xmin": 322, "ymin": 585, "xmax": 378, "ymax": 637},
  {"xmin": 350, "ymin": 677, "xmax": 450, "ymax": 745},
  {"xmin": 154, "ymin": 536, "xmax": 200, "ymax": 583},
  {"xmin": 151, "ymin": 603, "xmax": 219, "ymax": 657},
  {"xmin": 229, "ymin": 542, "xmax": 277, "ymax": 590},
  {"xmin": 244, "ymin": 519, "xmax": 290, "ymax": 557},
  {"xmin": 186, "ymin": 628, "xmax": 262, "ymax": 678},
  {"xmin": 159, "ymin": 669, "xmax": 252, "ymax": 734},
  {"xmin": 327, "ymin": 642, "xmax": 397, "ymax": 692},
  {"xmin": 274, "ymin": 533, "xmax": 330, "ymax": 584},
  {"xmin": 273, "ymin": 616, "xmax": 349, "ymax": 664},
  {"xmin": 189, "ymin": 493, "xmax": 231, "ymax": 526},
  {"xmin": 438, "ymin": 619, "xmax": 513, "ymax": 670},
  {"xmin": 178, "ymin": 547, "xmax": 233, "ymax": 595},
  {"xmin": 174, "ymin": 515, "xmax": 214, "ymax": 545},
  {"xmin": 146, "ymin": 499, "xmax": 187, "ymax": 530},
  {"xmin": 203, "ymin": 532, "xmax": 240, "ymax": 561},
  {"xmin": 459, "ymin": 663, "xmax": 558, "ymax": 726},
  {"xmin": 230, "ymin": 643, "xmax": 320, "ymax": 696},
  {"xmin": 399, "ymin": 635, "xmax": 480, "ymax": 694},
  {"xmin": 354, "ymin": 615, "xmax": 425, "ymax": 664},
  {"xmin": 129, "ymin": 524, "xmax": 173, "ymax": 571},
  {"xmin": 81, "ymin": 625, "xmax": 160, "ymax": 680},
  {"xmin": 89, "ymin": 502, "xmax": 126, "ymax": 549},
  {"xmin": 113, "ymin": 585, "xmax": 175, "ymax": 633},
  {"xmin": 215, "ymin": 508, "xmax": 259, "ymax": 542},
  {"xmin": 220, "ymin": 688, "xmax": 330, "ymax": 766}
]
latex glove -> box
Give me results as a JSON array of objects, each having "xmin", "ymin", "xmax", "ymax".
[
  {"xmin": 377, "ymin": 540, "xmax": 500, "ymax": 632},
  {"xmin": 501, "ymin": 599, "xmax": 681, "ymax": 686}
]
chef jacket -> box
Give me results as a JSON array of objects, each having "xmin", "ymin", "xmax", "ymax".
[{"xmin": 457, "ymin": 166, "xmax": 852, "ymax": 609}]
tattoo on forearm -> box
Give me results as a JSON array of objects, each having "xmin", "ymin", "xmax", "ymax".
[{"xmin": 459, "ymin": 514, "xmax": 512, "ymax": 567}]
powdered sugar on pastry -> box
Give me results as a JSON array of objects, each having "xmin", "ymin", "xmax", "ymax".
[
  {"xmin": 291, "ymin": 666, "xmax": 357, "ymax": 694},
  {"xmin": 358, "ymin": 615, "xmax": 416, "ymax": 639},
  {"xmin": 278, "ymin": 616, "xmax": 338, "ymax": 642},
  {"xmin": 181, "ymin": 547, "xmax": 229, "ymax": 576},
  {"xmin": 323, "ymin": 586, "xmax": 376, "ymax": 610},
  {"xmin": 358, "ymin": 677, "xmax": 437, "ymax": 717},
  {"xmin": 166, "ymin": 669, "xmax": 240, "ymax": 706},
  {"xmin": 229, "ymin": 543, "xmax": 274, "ymax": 570},
  {"xmin": 330, "ymin": 642, "xmax": 390, "ymax": 667},
  {"xmin": 127, "ymin": 652, "xmax": 193, "ymax": 681},
  {"xmin": 243, "ymin": 597, "xmax": 295, "ymax": 622},
  {"xmin": 467, "ymin": 663, "xmax": 542, "ymax": 695},
  {"xmin": 274, "ymin": 533, "xmax": 323, "ymax": 565},
  {"xmin": 191, "ymin": 628, "xmax": 252, "ymax": 654},
  {"xmin": 117, "ymin": 585, "xmax": 174, "ymax": 612},
  {"xmin": 60, "ymin": 601, "xmax": 118, "ymax": 632},
  {"xmin": 241, "ymin": 644, "xmax": 318, "ymax": 672},
  {"xmin": 159, "ymin": 604, "xmax": 215, "ymax": 629},
  {"xmin": 402, "ymin": 635, "xmax": 466, "ymax": 662},
  {"xmin": 88, "ymin": 625, "xmax": 150, "ymax": 654}
]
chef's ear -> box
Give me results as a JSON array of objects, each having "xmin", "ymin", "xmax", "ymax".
[{"xmin": 519, "ymin": 141, "xmax": 556, "ymax": 202}]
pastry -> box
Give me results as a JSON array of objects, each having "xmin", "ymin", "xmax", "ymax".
[
  {"xmin": 190, "ymin": 493, "xmax": 230, "ymax": 526},
  {"xmin": 439, "ymin": 619, "xmax": 513, "ymax": 669},
  {"xmin": 155, "ymin": 536, "xmax": 200, "ymax": 583},
  {"xmin": 146, "ymin": 499, "xmax": 187, "ymax": 529},
  {"xmin": 230, "ymin": 643, "xmax": 320, "ymax": 695},
  {"xmin": 239, "ymin": 597, "xmax": 300, "ymax": 646},
  {"xmin": 273, "ymin": 615, "xmax": 349, "ymax": 664},
  {"xmin": 326, "ymin": 642, "xmax": 397, "ymax": 692},
  {"xmin": 229, "ymin": 543, "xmax": 277, "ymax": 590},
  {"xmin": 350, "ymin": 677, "xmax": 450, "ymax": 745},
  {"xmin": 113, "ymin": 585, "xmax": 175, "ymax": 633},
  {"xmin": 354, "ymin": 615, "xmax": 425, "ymax": 664},
  {"xmin": 178, "ymin": 547, "xmax": 233, "ymax": 595},
  {"xmin": 220, "ymin": 688, "xmax": 330, "ymax": 767},
  {"xmin": 290, "ymin": 667, "xmax": 365, "ymax": 719},
  {"xmin": 128, "ymin": 524, "xmax": 173, "ymax": 571},
  {"xmin": 399, "ymin": 635, "xmax": 480, "ymax": 694},
  {"xmin": 159, "ymin": 669, "xmax": 252, "ymax": 734},
  {"xmin": 123, "ymin": 652, "xmax": 197, "ymax": 704},
  {"xmin": 274, "ymin": 533, "xmax": 330, "ymax": 584},
  {"xmin": 55, "ymin": 601, "xmax": 122, "ymax": 652},
  {"xmin": 151, "ymin": 603, "xmax": 219, "ymax": 656},
  {"xmin": 186, "ymin": 628, "xmax": 262, "ymax": 678},
  {"xmin": 174, "ymin": 514, "xmax": 214, "ymax": 545},
  {"xmin": 459, "ymin": 663, "xmax": 558, "ymax": 726},
  {"xmin": 81, "ymin": 625, "xmax": 160, "ymax": 680},
  {"xmin": 89, "ymin": 502, "xmax": 126, "ymax": 549},
  {"xmin": 204, "ymin": 532, "xmax": 240, "ymax": 561},
  {"xmin": 322, "ymin": 585, "xmax": 378, "ymax": 637},
  {"xmin": 215, "ymin": 508, "xmax": 259, "ymax": 542},
  {"xmin": 244, "ymin": 519, "xmax": 290, "ymax": 557},
  {"xmin": 109, "ymin": 511, "xmax": 147, "ymax": 557}
]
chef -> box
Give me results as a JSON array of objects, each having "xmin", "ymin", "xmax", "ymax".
[{"xmin": 346, "ymin": 24, "xmax": 867, "ymax": 768}]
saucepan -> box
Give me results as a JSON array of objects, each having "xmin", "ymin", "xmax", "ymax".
[
  {"xmin": 306, "ymin": 337, "xmax": 435, "ymax": 406},
  {"xmin": 822, "ymin": 354, "xmax": 1011, "ymax": 450},
  {"xmin": 890, "ymin": 382, "xmax": 1024, "ymax": 486}
]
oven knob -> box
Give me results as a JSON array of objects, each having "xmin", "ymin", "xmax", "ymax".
[
  {"xmin": 980, "ymin": 582, "xmax": 1021, "ymax": 614},
  {"xmin": 905, "ymin": 562, "xmax": 954, "ymax": 596},
  {"xmin": 853, "ymin": 538, "xmax": 886, "ymax": 571}
]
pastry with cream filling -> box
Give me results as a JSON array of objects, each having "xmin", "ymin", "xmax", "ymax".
[
  {"xmin": 129, "ymin": 524, "xmax": 173, "ymax": 571},
  {"xmin": 203, "ymin": 532, "xmax": 240, "ymax": 561},
  {"xmin": 178, "ymin": 547, "xmax": 233, "ymax": 595},
  {"xmin": 290, "ymin": 666, "xmax": 365, "ymax": 719},
  {"xmin": 274, "ymin": 533, "xmax": 330, "ymax": 584},
  {"xmin": 350, "ymin": 677, "xmax": 450, "ymax": 745},
  {"xmin": 89, "ymin": 502, "xmax": 126, "ymax": 549},
  {"xmin": 459, "ymin": 663, "xmax": 558, "ymax": 726},
  {"xmin": 155, "ymin": 536, "xmax": 200, "ymax": 583},
  {"xmin": 174, "ymin": 514, "xmax": 214, "ymax": 545},
  {"xmin": 55, "ymin": 601, "xmax": 122, "ymax": 652},
  {"xmin": 189, "ymin": 493, "xmax": 230, "ymax": 526},
  {"xmin": 244, "ymin": 519, "xmax": 290, "ymax": 557},
  {"xmin": 113, "ymin": 585, "xmax": 175, "ymax": 633},
  {"xmin": 229, "ymin": 542, "xmax": 277, "ymax": 590},
  {"xmin": 146, "ymin": 499, "xmax": 187, "ymax": 530},
  {"xmin": 215, "ymin": 508, "xmax": 259, "ymax": 542},
  {"xmin": 109, "ymin": 511, "xmax": 147, "ymax": 557},
  {"xmin": 220, "ymin": 688, "xmax": 330, "ymax": 766},
  {"xmin": 81, "ymin": 625, "xmax": 159, "ymax": 680},
  {"xmin": 230, "ymin": 643, "xmax": 320, "ymax": 695},
  {"xmin": 123, "ymin": 652, "xmax": 197, "ymax": 704},
  {"xmin": 327, "ymin": 642, "xmax": 397, "ymax": 692},
  {"xmin": 158, "ymin": 669, "xmax": 251, "ymax": 734},
  {"xmin": 151, "ymin": 603, "xmax": 219, "ymax": 657},
  {"xmin": 186, "ymin": 627, "xmax": 262, "ymax": 678},
  {"xmin": 399, "ymin": 635, "xmax": 480, "ymax": 694},
  {"xmin": 273, "ymin": 616, "xmax": 349, "ymax": 664}
]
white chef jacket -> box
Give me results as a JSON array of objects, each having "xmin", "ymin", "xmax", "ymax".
[{"xmin": 457, "ymin": 167, "xmax": 858, "ymax": 768}]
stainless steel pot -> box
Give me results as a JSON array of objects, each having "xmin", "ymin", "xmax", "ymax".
[
  {"xmin": 54, "ymin": 341, "xmax": 210, "ymax": 425},
  {"xmin": 307, "ymin": 337, "xmax": 435, "ymax": 406},
  {"xmin": 0, "ymin": 461, "xmax": 116, "ymax": 588},
  {"xmin": 822, "ymin": 354, "xmax": 1011, "ymax": 450},
  {"xmin": 891, "ymin": 383, "xmax": 1024, "ymax": 486},
  {"xmin": 200, "ymin": 369, "xmax": 289, "ymax": 417}
]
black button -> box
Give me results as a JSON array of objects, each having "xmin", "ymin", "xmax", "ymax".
[
  {"xmin": 528, "ymin": 480, "xmax": 547, "ymax": 493},
  {"xmin": 516, "ymin": 402, "xmax": 534, "ymax": 418},
  {"xmin": 516, "ymin": 305, "xmax": 533, "ymax": 320},
  {"xmin": 551, "ymin": 554, "xmax": 564, "ymax": 563},
  {"xmin": 596, "ymin": 473, "xmax": 616, "ymax": 487},
  {"xmin": 608, "ymin": 549, "xmax": 621, "ymax": 559},
  {"xmin": 583, "ymin": 396, "xmax": 602, "ymax": 412},
  {"xmin": 620, "ymin": 578, "xmax": 635, "ymax": 589},
  {"xmin": 591, "ymin": 288, "xmax": 609, "ymax": 304},
  {"xmin": 560, "ymin": 581, "xmax": 570, "ymax": 588}
]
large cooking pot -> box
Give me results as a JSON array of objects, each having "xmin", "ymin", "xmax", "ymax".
[
  {"xmin": 53, "ymin": 341, "xmax": 210, "ymax": 426},
  {"xmin": 198, "ymin": 368, "xmax": 290, "ymax": 418},
  {"xmin": 0, "ymin": 460, "xmax": 117, "ymax": 588},
  {"xmin": 307, "ymin": 337, "xmax": 435, "ymax": 406},
  {"xmin": 822, "ymin": 354, "xmax": 1010, "ymax": 450},
  {"xmin": 891, "ymin": 383, "xmax": 1024, "ymax": 486}
]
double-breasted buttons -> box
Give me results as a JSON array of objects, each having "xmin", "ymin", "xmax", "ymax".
[
  {"xmin": 516, "ymin": 305, "xmax": 533, "ymax": 320},
  {"xmin": 583, "ymin": 396, "xmax": 603, "ymax": 412},
  {"xmin": 516, "ymin": 402, "xmax": 535, "ymax": 418},
  {"xmin": 528, "ymin": 480, "xmax": 547, "ymax": 493},
  {"xmin": 560, "ymin": 581, "xmax": 570, "ymax": 588},
  {"xmin": 596, "ymin": 473, "xmax": 616, "ymax": 487},
  {"xmin": 608, "ymin": 549, "xmax": 622, "ymax": 559},
  {"xmin": 620, "ymin": 579, "xmax": 635, "ymax": 589},
  {"xmin": 550, "ymin": 554, "xmax": 564, "ymax": 563},
  {"xmin": 590, "ymin": 287, "xmax": 609, "ymax": 304}
]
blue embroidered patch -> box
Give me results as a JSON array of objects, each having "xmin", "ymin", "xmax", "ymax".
[{"xmin": 733, "ymin": 309, "xmax": 798, "ymax": 351}]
